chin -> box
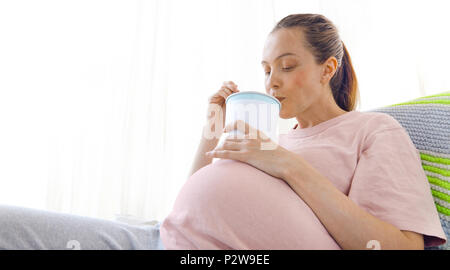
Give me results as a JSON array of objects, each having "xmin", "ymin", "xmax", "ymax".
[{"xmin": 279, "ymin": 108, "xmax": 293, "ymax": 119}]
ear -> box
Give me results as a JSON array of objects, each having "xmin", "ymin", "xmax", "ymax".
[{"xmin": 320, "ymin": 56, "xmax": 338, "ymax": 85}]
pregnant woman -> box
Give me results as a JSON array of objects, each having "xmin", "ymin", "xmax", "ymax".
[
  {"xmin": 159, "ymin": 13, "xmax": 446, "ymax": 250},
  {"xmin": 0, "ymin": 13, "xmax": 446, "ymax": 250}
]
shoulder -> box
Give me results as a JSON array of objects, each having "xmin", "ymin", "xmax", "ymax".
[
  {"xmin": 349, "ymin": 111, "xmax": 406, "ymax": 141},
  {"xmin": 348, "ymin": 111, "xmax": 411, "ymax": 152},
  {"xmin": 351, "ymin": 111, "xmax": 403, "ymax": 132}
]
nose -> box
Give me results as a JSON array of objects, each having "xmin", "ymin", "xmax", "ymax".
[{"xmin": 266, "ymin": 73, "xmax": 280, "ymax": 95}]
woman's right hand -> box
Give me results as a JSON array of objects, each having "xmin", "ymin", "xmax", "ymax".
[{"xmin": 206, "ymin": 81, "xmax": 240, "ymax": 133}]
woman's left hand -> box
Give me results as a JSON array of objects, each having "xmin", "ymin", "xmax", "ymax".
[{"xmin": 205, "ymin": 120, "xmax": 296, "ymax": 180}]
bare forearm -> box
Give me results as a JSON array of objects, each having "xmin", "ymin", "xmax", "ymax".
[
  {"xmin": 188, "ymin": 126, "xmax": 220, "ymax": 178},
  {"xmin": 283, "ymin": 155, "xmax": 423, "ymax": 250}
]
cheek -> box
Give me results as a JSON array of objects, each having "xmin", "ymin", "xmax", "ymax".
[
  {"xmin": 292, "ymin": 70, "xmax": 307, "ymax": 89},
  {"xmin": 285, "ymin": 71, "xmax": 312, "ymax": 110}
]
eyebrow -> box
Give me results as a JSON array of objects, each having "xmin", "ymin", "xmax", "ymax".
[{"xmin": 261, "ymin": 52, "xmax": 298, "ymax": 65}]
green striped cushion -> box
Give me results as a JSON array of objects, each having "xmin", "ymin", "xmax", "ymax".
[{"xmin": 369, "ymin": 91, "xmax": 450, "ymax": 250}]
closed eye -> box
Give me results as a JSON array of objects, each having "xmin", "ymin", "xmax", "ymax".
[
  {"xmin": 264, "ymin": 66, "xmax": 295, "ymax": 76},
  {"xmin": 282, "ymin": 67, "xmax": 294, "ymax": 71}
]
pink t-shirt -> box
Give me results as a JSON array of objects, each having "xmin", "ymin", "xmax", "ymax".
[{"xmin": 160, "ymin": 110, "xmax": 447, "ymax": 249}]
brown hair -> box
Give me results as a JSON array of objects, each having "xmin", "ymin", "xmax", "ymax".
[{"xmin": 271, "ymin": 14, "xmax": 359, "ymax": 111}]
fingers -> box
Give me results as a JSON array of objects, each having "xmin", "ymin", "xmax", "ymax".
[
  {"xmin": 224, "ymin": 120, "xmax": 270, "ymax": 141},
  {"xmin": 208, "ymin": 81, "xmax": 240, "ymax": 107},
  {"xmin": 223, "ymin": 81, "xmax": 239, "ymax": 92},
  {"xmin": 221, "ymin": 87, "xmax": 233, "ymax": 96},
  {"xmin": 221, "ymin": 86, "xmax": 234, "ymax": 97},
  {"xmin": 215, "ymin": 83, "xmax": 238, "ymax": 101},
  {"xmin": 216, "ymin": 90, "xmax": 228, "ymax": 100},
  {"xmin": 208, "ymin": 88, "xmax": 229, "ymax": 103},
  {"xmin": 224, "ymin": 120, "xmax": 253, "ymax": 135},
  {"xmin": 218, "ymin": 140, "xmax": 243, "ymax": 151}
]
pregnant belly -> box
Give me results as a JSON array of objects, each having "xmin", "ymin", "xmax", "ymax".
[{"xmin": 160, "ymin": 159, "xmax": 340, "ymax": 250}]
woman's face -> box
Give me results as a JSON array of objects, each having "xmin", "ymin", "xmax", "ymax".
[{"xmin": 262, "ymin": 28, "xmax": 330, "ymax": 119}]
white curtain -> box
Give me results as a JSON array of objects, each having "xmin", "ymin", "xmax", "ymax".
[{"xmin": 0, "ymin": 0, "xmax": 448, "ymax": 222}]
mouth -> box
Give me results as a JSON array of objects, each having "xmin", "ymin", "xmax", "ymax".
[{"xmin": 275, "ymin": 97, "xmax": 286, "ymax": 103}]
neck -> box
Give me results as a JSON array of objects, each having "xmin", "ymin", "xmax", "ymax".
[{"xmin": 295, "ymin": 91, "xmax": 347, "ymax": 129}]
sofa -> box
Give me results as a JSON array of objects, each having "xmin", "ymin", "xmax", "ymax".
[{"xmin": 370, "ymin": 91, "xmax": 450, "ymax": 250}]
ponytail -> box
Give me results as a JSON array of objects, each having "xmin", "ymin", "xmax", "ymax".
[{"xmin": 330, "ymin": 42, "xmax": 359, "ymax": 111}]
